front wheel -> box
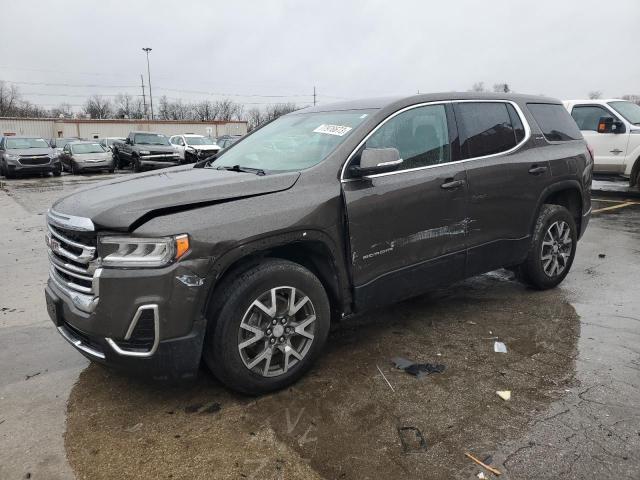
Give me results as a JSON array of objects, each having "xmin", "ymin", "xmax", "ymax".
[
  {"xmin": 203, "ymin": 259, "xmax": 331, "ymax": 395},
  {"xmin": 132, "ymin": 156, "xmax": 142, "ymax": 173},
  {"xmin": 52, "ymin": 165, "xmax": 61, "ymax": 177},
  {"xmin": 517, "ymin": 204, "xmax": 577, "ymax": 290},
  {"xmin": 70, "ymin": 161, "xmax": 80, "ymax": 175}
]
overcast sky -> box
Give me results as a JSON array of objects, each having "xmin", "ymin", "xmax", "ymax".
[{"xmin": 1, "ymin": 0, "xmax": 639, "ymax": 111}]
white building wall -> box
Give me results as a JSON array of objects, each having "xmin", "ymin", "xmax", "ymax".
[{"xmin": 0, "ymin": 118, "xmax": 247, "ymax": 140}]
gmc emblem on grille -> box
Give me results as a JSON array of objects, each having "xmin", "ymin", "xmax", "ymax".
[{"xmin": 45, "ymin": 233, "xmax": 61, "ymax": 254}]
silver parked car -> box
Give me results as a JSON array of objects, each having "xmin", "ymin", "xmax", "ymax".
[{"xmin": 59, "ymin": 141, "xmax": 115, "ymax": 174}]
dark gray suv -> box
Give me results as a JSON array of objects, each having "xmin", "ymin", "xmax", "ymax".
[{"xmin": 44, "ymin": 93, "xmax": 592, "ymax": 394}]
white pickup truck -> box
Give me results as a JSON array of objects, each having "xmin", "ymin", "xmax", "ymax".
[{"xmin": 564, "ymin": 99, "xmax": 640, "ymax": 187}]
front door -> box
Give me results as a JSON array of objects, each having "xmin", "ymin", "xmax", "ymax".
[
  {"xmin": 570, "ymin": 104, "xmax": 628, "ymax": 173},
  {"xmin": 342, "ymin": 103, "xmax": 468, "ymax": 310}
]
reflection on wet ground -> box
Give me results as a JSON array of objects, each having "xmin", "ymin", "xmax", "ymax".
[{"xmin": 65, "ymin": 274, "xmax": 581, "ymax": 479}]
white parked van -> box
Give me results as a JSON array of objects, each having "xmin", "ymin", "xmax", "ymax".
[{"xmin": 564, "ymin": 99, "xmax": 640, "ymax": 186}]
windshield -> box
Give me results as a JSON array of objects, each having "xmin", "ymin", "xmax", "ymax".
[
  {"xmin": 186, "ymin": 136, "xmax": 215, "ymax": 145},
  {"xmin": 54, "ymin": 138, "xmax": 76, "ymax": 147},
  {"xmin": 134, "ymin": 133, "xmax": 170, "ymax": 145},
  {"xmin": 72, "ymin": 143, "xmax": 107, "ymax": 154},
  {"xmin": 210, "ymin": 110, "xmax": 373, "ymax": 172},
  {"xmin": 6, "ymin": 138, "xmax": 50, "ymax": 149},
  {"xmin": 609, "ymin": 101, "xmax": 640, "ymax": 125}
]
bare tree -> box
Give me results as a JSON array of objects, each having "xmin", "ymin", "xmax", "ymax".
[
  {"xmin": 0, "ymin": 81, "xmax": 21, "ymax": 116},
  {"xmin": 83, "ymin": 95, "xmax": 113, "ymax": 119},
  {"xmin": 51, "ymin": 103, "xmax": 73, "ymax": 118},
  {"xmin": 493, "ymin": 83, "xmax": 511, "ymax": 93},
  {"xmin": 114, "ymin": 93, "xmax": 136, "ymax": 118},
  {"xmin": 246, "ymin": 108, "xmax": 264, "ymax": 131},
  {"xmin": 469, "ymin": 82, "xmax": 487, "ymax": 93},
  {"xmin": 193, "ymin": 100, "xmax": 215, "ymax": 121},
  {"xmin": 588, "ymin": 91, "xmax": 602, "ymax": 100},
  {"xmin": 622, "ymin": 94, "xmax": 640, "ymax": 105}
]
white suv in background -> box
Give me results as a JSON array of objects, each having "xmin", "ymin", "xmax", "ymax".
[
  {"xmin": 564, "ymin": 99, "xmax": 640, "ymax": 187},
  {"xmin": 169, "ymin": 134, "xmax": 221, "ymax": 163}
]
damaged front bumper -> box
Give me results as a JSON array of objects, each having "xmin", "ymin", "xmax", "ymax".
[{"xmin": 45, "ymin": 258, "xmax": 212, "ymax": 380}]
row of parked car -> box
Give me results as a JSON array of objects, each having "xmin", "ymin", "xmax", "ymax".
[{"xmin": 0, "ymin": 132, "xmax": 243, "ymax": 178}]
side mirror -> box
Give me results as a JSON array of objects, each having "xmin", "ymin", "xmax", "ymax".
[
  {"xmin": 597, "ymin": 117, "xmax": 625, "ymax": 134},
  {"xmin": 349, "ymin": 148, "xmax": 403, "ymax": 177},
  {"xmin": 125, "ymin": 138, "xmax": 131, "ymax": 145}
]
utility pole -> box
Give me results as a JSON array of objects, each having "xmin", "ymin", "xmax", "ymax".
[
  {"xmin": 140, "ymin": 74, "xmax": 148, "ymax": 119},
  {"xmin": 313, "ymin": 86, "xmax": 316, "ymax": 106},
  {"xmin": 142, "ymin": 47, "xmax": 154, "ymax": 120}
]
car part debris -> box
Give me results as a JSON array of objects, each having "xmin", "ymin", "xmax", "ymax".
[
  {"xmin": 398, "ymin": 426, "xmax": 427, "ymax": 453},
  {"xmin": 465, "ymin": 452, "xmax": 502, "ymax": 476},
  {"xmin": 598, "ymin": 253, "xmax": 606, "ymax": 258},
  {"xmin": 176, "ymin": 274, "xmax": 204, "ymax": 287},
  {"xmin": 477, "ymin": 472, "xmax": 487, "ymax": 479},
  {"xmin": 376, "ymin": 364, "xmax": 395, "ymax": 392},
  {"xmin": 494, "ymin": 341, "xmax": 507, "ymax": 353},
  {"xmin": 391, "ymin": 357, "xmax": 445, "ymax": 378},
  {"xmin": 496, "ymin": 390, "xmax": 511, "ymax": 401}
]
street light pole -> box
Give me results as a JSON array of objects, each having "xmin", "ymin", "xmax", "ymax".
[{"xmin": 142, "ymin": 47, "xmax": 154, "ymax": 120}]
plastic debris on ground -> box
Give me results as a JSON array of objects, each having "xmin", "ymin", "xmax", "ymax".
[
  {"xmin": 391, "ymin": 357, "xmax": 445, "ymax": 379},
  {"xmin": 477, "ymin": 472, "xmax": 487, "ymax": 479},
  {"xmin": 496, "ymin": 390, "xmax": 511, "ymax": 401},
  {"xmin": 494, "ymin": 341, "xmax": 508, "ymax": 353},
  {"xmin": 398, "ymin": 426, "xmax": 428, "ymax": 453}
]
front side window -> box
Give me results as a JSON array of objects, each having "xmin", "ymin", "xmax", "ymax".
[
  {"xmin": 457, "ymin": 102, "xmax": 518, "ymax": 158},
  {"xmin": 186, "ymin": 136, "xmax": 215, "ymax": 145},
  {"xmin": 608, "ymin": 101, "xmax": 640, "ymax": 125},
  {"xmin": 527, "ymin": 103, "xmax": 582, "ymax": 142},
  {"xmin": 363, "ymin": 104, "xmax": 450, "ymax": 170},
  {"xmin": 571, "ymin": 105, "xmax": 615, "ymax": 131},
  {"xmin": 211, "ymin": 109, "xmax": 373, "ymax": 172}
]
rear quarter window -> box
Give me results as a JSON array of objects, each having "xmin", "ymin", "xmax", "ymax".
[{"xmin": 527, "ymin": 103, "xmax": 583, "ymax": 142}]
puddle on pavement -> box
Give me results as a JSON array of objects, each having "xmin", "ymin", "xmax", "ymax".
[{"xmin": 64, "ymin": 273, "xmax": 580, "ymax": 479}]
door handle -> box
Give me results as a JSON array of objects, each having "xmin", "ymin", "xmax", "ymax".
[
  {"xmin": 610, "ymin": 149, "xmax": 623, "ymax": 155},
  {"xmin": 441, "ymin": 178, "xmax": 465, "ymax": 190},
  {"xmin": 528, "ymin": 165, "xmax": 548, "ymax": 175}
]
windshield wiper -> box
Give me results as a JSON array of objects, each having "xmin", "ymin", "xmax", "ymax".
[{"xmin": 217, "ymin": 165, "xmax": 265, "ymax": 176}]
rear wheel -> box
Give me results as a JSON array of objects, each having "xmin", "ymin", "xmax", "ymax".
[
  {"xmin": 517, "ymin": 204, "xmax": 577, "ymax": 290},
  {"xmin": 203, "ymin": 259, "xmax": 331, "ymax": 395}
]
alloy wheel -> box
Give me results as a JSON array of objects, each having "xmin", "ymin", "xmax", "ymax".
[
  {"xmin": 237, "ymin": 286, "xmax": 316, "ymax": 377},
  {"xmin": 541, "ymin": 220, "xmax": 573, "ymax": 277}
]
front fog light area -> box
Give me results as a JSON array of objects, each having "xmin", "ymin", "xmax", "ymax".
[{"xmin": 98, "ymin": 234, "xmax": 189, "ymax": 268}]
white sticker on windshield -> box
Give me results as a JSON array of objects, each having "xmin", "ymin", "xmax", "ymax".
[{"xmin": 313, "ymin": 124, "xmax": 352, "ymax": 136}]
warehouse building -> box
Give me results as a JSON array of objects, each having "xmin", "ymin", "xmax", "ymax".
[{"xmin": 0, "ymin": 117, "xmax": 247, "ymax": 139}]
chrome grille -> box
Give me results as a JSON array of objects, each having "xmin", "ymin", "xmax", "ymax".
[{"xmin": 46, "ymin": 211, "xmax": 99, "ymax": 311}]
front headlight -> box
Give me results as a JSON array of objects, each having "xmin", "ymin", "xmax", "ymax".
[
  {"xmin": 98, "ymin": 234, "xmax": 190, "ymax": 268},
  {"xmin": 139, "ymin": 150, "xmax": 150, "ymax": 155},
  {"xmin": 4, "ymin": 154, "xmax": 20, "ymax": 161}
]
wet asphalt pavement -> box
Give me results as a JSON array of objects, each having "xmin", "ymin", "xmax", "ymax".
[{"xmin": 0, "ymin": 172, "xmax": 639, "ymax": 480}]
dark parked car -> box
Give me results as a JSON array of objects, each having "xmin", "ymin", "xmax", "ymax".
[
  {"xmin": 99, "ymin": 137, "xmax": 126, "ymax": 152},
  {"xmin": 112, "ymin": 131, "xmax": 181, "ymax": 171},
  {"xmin": 59, "ymin": 141, "xmax": 115, "ymax": 174},
  {"xmin": 1, "ymin": 136, "xmax": 61, "ymax": 178},
  {"xmin": 44, "ymin": 93, "xmax": 592, "ymax": 394}
]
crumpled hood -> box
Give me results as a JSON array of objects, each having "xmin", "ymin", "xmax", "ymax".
[{"xmin": 52, "ymin": 166, "xmax": 300, "ymax": 231}]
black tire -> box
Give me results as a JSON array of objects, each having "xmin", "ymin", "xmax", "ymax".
[
  {"xmin": 52, "ymin": 165, "xmax": 62, "ymax": 177},
  {"xmin": 203, "ymin": 258, "xmax": 331, "ymax": 395},
  {"xmin": 630, "ymin": 159, "xmax": 640, "ymax": 188},
  {"xmin": 0, "ymin": 161, "xmax": 5, "ymax": 177},
  {"xmin": 132, "ymin": 156, "xmax": 141, "ymax": 173},
  {"xmin": 108, "ymin": 168, "xmax": 115, "ymax": 174},
  {"xmin": 70, "ymin": 161, "xmax": 80, "ymax": 175},
  {"xmin": 517, "ymin": 204, "xmax": 577, "ymax": 290}
]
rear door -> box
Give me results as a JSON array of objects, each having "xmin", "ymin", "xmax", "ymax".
[
  {"xmin": 454, "ymin": 100, "xmax": 547, "ymax": 276},
  {"xmin": 342, "ymin": 103, "xmax": 468, "ymax": 309},
  {"xmin": 569, "ymin": 103, "xmax": 628, "ymax": 173}
]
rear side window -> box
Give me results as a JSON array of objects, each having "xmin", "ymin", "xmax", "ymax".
[
  {"xmin": 527, "ymin": 103, "xmax": 582, "ymax": 141},
  {"xmin": 456, "ymin": 102, "xmax": 519, "ymax": 158}
]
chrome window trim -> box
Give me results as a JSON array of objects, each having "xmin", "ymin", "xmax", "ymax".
[
  {"xmin": 47, "ymin": 209, "xmax": 95, "ymax": 232},
  {"xmin": 340, "ymin": 99, "xmax": 531, "ymax": 182},
  {"xmin": 106, "ymin": 304, "xmax": 160, "ymax": 358}
]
